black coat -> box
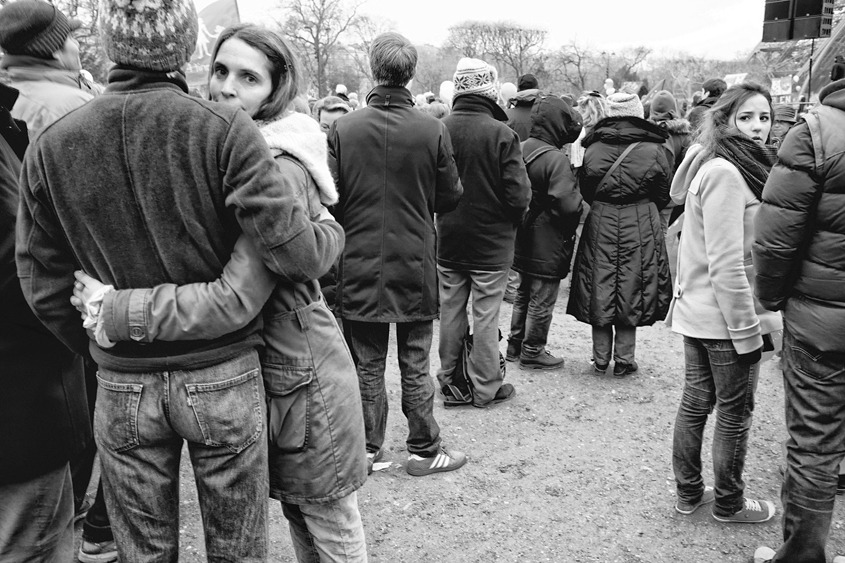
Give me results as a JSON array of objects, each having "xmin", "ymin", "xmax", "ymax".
[
  {"xmin": 513, "ymin": 96, "xmax": 584, "ymax": 280},
  {"xmin": 437, "ymin": 95, "xmax": 531, "ymax": 271},
  {"xmin": 567, "ymin": 116, "xmax": 672, "ymax": 327},
  {"xmin": 330, "ymin": 86, "xmax": 462, "ymax": 321},
  {"xmin": 0, "ymin": 87, "xmax": 91, "ymax": 484},
  {"xmin": 753, "ymin": 79, "xmax": 845, "ymax": 353}
]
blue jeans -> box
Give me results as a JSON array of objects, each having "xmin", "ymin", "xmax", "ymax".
[
  {"xmin": 0, "ymin": 463, "xmax": 74, "ymax": 563},
  {"xmin": 343, "ymin": 320, "xmax": 440, "ymax": 457},
  {"xmin": 672, "ymin": 337, "xmax": 760, "ymax": 517},
  {"xmin": 508, "ymin": 274, "xmax": 561, "ymax": 357},
  {"xmin": 95, "ymin": 350, "xmax": 269, "ymax": 563},
  {"xmin": 771, "ymin": 327, "xmax": 845, "ymax": 563},
  {"xmin": 437, "ymin": 267, "xmax": 509, "ymax": 404},
  {"xmin": 281, "ymin": 492, "xmax": 367, "ymax": 563}
]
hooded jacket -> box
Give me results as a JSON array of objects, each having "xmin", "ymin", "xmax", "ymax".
[
  {"xmin": 687, "ymin": 95, "xmax": 719, "ymax": 132},
  {"xmin": 506, "ymin": 88, "xmax": 540, "ymax": 141},
  {"xmin": 438, "ymin": 94, "xmax": 531, "ymax": 272},
  {"xmin": 753, "ymin": 79, "xmax": 845, "ymax": 353},
  {"xmin": 566, "ymin": 116, "xmax": 672, "ymax": 326},
  {"xmin": 329, "ymin": 85, "xmax": 463, "ymax": 322},
  {"xmin": 513, "ymin": 96, "xmax": 584, "ymax": 279},
  {"xmin": 666, "ymin": 144, "xmax": 782, "ymax": 353}
]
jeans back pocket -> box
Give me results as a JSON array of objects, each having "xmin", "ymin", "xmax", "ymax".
[
  {"xmin": 264, "ymin": 364, "xmax": 314, "ymax": 453},
  {"xmin": 185, "ymin": 368, "xmax": 264, "ymax": 454},
  {"xmin": 95, "ymin": 375, "xmax": 143, "ymax": 453}
]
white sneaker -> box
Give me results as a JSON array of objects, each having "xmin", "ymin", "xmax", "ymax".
[{"xmin": 754, "ymin": 546, "xmax": 776, "ymax": 563}]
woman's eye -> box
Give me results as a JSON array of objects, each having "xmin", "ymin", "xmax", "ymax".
[
  {"xmin": 214, "ymin": 67, "xmax": 226, "ymax": 77},
  {"xmin": 245, "ymin": 75, "xmax": 257, "ymax": 84}
]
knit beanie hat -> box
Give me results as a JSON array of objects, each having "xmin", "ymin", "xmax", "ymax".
[
  {"xmin": 606, "ymin": 92, "xmax": 644, "ymax": 119},
  {"xmin": 453, "ymin": 57, "xmax": 499, "ymax": 101},
  {"xmin": 98, "ymin": 0, "xmax": 198, "ymax": 72},
  {"xmin": 649, "ymin": 90, "xmax": 678, "ymax": 122},
  {"xmin": 0, "ymin": 0, "xmax": 81, "ymax": 59}
]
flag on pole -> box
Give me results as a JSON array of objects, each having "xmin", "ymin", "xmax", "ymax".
[{"xmin": 186, "ymin": 0, "xmax": 240, "ymax": 88}]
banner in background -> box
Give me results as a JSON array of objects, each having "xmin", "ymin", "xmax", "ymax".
[{"xmin": 186, "ymin": 0, "xmax": 240, "ymax": 88}]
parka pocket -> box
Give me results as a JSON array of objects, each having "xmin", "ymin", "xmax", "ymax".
[{"xmin": 264, "ymin": 364, "xmax": 315, "ymax": 453}]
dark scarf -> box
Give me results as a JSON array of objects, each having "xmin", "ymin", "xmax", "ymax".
[
  {"xmin": 106, "ymin": 65, "xmax": 189, "ymax": 94},
  {"xmin": 715, "ymin": 133, "xmax": 778, "ymax": 200}
]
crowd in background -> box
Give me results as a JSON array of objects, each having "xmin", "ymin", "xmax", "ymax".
[{"xmin": 1, "ymin": 1, "xmax": 845, "ymax": 563}]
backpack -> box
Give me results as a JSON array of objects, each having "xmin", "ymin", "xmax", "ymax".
[{"xmin": 441, "ymin": 328, "xmax": 506, "ymax": 407}]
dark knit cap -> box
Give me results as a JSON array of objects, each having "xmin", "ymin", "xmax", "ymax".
[
  {"xmin": 518, "ymin": 73, "xmax": 538, "ymax": 91},
  {"xmin": 0, "ymin": 0, "xmax": 81, "ymax": 59},
  {"xmin": 98, "ymin": 0, "xmax": 198, "ymax": 72}
]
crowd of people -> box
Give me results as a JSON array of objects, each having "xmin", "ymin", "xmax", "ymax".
[{"xmin": 1, "ymin": 1, "xmax": 844, "ymax": 563}]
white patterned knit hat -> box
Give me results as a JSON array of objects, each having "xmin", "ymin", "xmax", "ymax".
[
  {"xmin": 453, "ymin": 57, "xmax": 499, "ymax": 101},
  {"xmin": 98, "ymin": 0, "xmax": 198, "ymax": 72},
  {"xmin": 606, "ymin": 92, "xmax": 644, "ymax": 119}
]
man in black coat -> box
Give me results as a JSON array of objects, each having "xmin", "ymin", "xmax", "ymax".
[
  {"xmin": 329, "ymin": 32, "xmax": 467, "ymax": 477},
  {"xmin": 0, "ymin": 82, "xmax": 91, "ymax": 563},
  {"xmin": 437, "ymin": 57, "xmax": 531, "ymax": 407}
]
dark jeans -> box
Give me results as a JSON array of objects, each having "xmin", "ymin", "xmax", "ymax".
[
  {"xmin": 772, "ymin": 327, "xmax": 845, "ymax": 563},
  {"xmin": 672, "ymin": 336, "xmax": 759, "ymax": 517},
  {"xmin": 508, "ymin": 274, "xmax": 561, "ymax": 357},
  {"xmin": 343, "ymin": 320, "xmax": 440, "ymax": 457}
]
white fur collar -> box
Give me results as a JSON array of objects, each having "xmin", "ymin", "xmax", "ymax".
[{"xmin": 258, "ymin": 112, "xmax": 338, "ymax": 205}]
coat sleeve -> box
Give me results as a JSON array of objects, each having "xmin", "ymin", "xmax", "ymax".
[
  {"xmin": 222, "ymin": 111, "xmax": 343, "ymax": 282},
  {"xmin": 752, "ymin": 122, "xmax": 819, "ymax": 311},
  {"xmin": 433, "ymin": 124, "xmax": 463, "ymax": 214},
  {"xmin": 15, "ymin": 147, "xmax": 88, "ymax": 356},
  {"xmin": 699, "ymin": 165, "xmax": 763, "ymax": 354},
  {"xmin": 546, "ymin": 153, "xmax": 583, "ymax": 234},
  {"xmin": 498, "ymin": 129, "xmax": 532, "ymax": 223},
  {"xmin": 648, "ymin": 144, "xmax": 673, "ymax": 210},
  {"xmin": 100, "ymin": 235, "xmax": 276, "ymax": 343}
]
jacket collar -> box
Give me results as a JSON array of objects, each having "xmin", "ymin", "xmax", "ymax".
[
  {"xmin": 584, "ymin": 116, "xmax": 669, "ymax": 147},
  {"xmin": 452, "ymin": 94, "xmax": 509, "ymax": 121},
  {"xmin": 2, "ymin": 56, "xmax": 84, "ymax": 89},
  {"xmin": 105, "ymin": 65, "xmax": 189, "ymax": 95},
  {"xmin": 365, "ymin": 85, "xmax": 414, "ymax": 108}
]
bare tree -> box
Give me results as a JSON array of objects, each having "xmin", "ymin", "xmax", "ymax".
[
  {"xmin": 281, "ymin": 0, "xmax": 365, "ymax": 97},
  {"xmin": 55, "ymin": 0, "xmax": 109, "ymax": 82},
  {"xmin": 487, "ymin": 22, "xmax": 546, "ymax": 78},
  {"xmin": 552, "ymin": 40, "xmax": 601, "ymax": 93},
  {"xmin": 445, "ymin": 21, "xmax": 493, "ymax": 59}
]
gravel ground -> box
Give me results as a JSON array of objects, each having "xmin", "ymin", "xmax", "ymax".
[{"xmin": 75, "ymin": 288, "xmax": 845, "ymax": 563}]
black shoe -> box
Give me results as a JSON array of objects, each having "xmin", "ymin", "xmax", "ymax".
[
  {"xmin": 591, "ymin": 359, "xmax": 609, "ymax": 375},
  {"xmin": 473, "ymin": 383, "xmax": 516, "ymax": 408},
  {"xmin": 613, "ymin": 361, "xmax": 638, "ymax": 378}
]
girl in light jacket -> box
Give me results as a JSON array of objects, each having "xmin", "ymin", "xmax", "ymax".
[
  {"xmin": 71, "ymin": 24, "xmax": 367, "ymax": 563},
  {"xmin": 668, "ymin": 83, "xmax": 782, "ymax": 525}
]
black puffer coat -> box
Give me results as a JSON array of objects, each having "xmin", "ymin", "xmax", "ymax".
[
  {"xmin": 753, "ymin": 79, "xmax": 845, "ymax": 353},
  {"xmin": 567, "ymin": 116, "xmax": 672, "ymax": 327},
  {"xmin": 513, "ymin": 96, "xmax": 584, "ymax": 280}
]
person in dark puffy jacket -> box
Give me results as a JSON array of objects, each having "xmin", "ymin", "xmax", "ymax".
[
  {"xmin": 752, "ymin": 77, "xmax": 845, "ymax": 563},
  {"xmin": 506, "ymin": 73, "xmax": 541, "ymax": 142},
  {"xmin": 648, "ymin": 90, "xmax": 692, "ymax": 231},
  {"xmin": 507, "ymin": 95, "xmax": 583, "ymax": 370},
  {"xmin": 566, "ymin": 92, "xmax": 672, "ymax": 377}
]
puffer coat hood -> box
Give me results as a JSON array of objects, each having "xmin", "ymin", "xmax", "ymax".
[{"xmin": 528, "ymin": 95, "xmax": 583, "ymax": 149}]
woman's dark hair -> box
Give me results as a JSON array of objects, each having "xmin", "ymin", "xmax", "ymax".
[
  {"xmin": 209, "ymin": 23, "xmax": 300, "ymax": 121},
  {"xmin": 695, "ymin": 82, "xmax": 774, "ymax": 158}
]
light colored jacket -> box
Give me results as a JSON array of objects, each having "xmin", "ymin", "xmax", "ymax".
[
  {"xmin": 666, "ymin": 155, "xmax": 782, "ymax": 353},
  {"xmin": 5, "ymin": 61, "xmax": 94, "ymax": 138}
]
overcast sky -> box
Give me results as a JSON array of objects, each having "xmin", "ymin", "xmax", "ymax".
[{"xmin": 228, "ymin": 0, "xmax": 765, "ymax": 60}]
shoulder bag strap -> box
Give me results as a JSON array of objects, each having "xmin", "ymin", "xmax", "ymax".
[
  {"xmin": 523, "ymin": 145, "xmax": 557, "ymax": 166},
  {"xmin": 596, "ymin": 141, "xmax": 641, "ymax": 196}
]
